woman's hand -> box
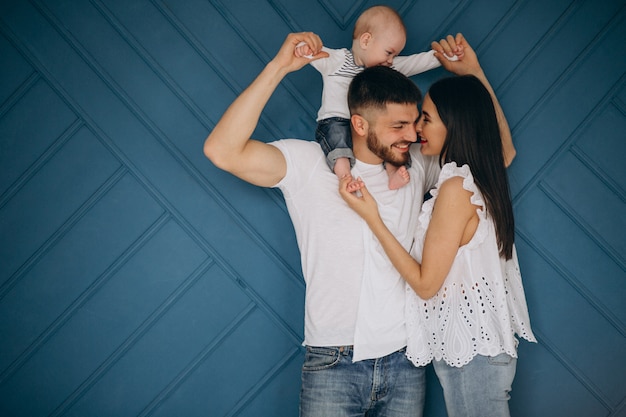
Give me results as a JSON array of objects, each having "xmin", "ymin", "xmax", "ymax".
[
  {"xmin": 338, "ymin": 175, "xmax": 382, "ymax": 225},
  {"xmin": 431, "ymin": 33, "xmax": 482, "ymax": 77}
]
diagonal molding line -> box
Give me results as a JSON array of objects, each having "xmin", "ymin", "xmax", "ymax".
[
  {"xmin": 423, "ymin": 0, "xmax": 472, "ymax": 45},
  {"xmin": 151, "ymin": 0, "xmax": 292, "ymax": 219},
  {"xmin": 2, "ymin": 21, "xmax": 304, "ymax": 355},
  {"xmin": 0, "ymin": 117, "xmax": 83, "ymax": 210},
  {"xmin": 156, "ymin": 0, "xmax": 318, "ymax": 127},
  {"xmin": 98, "ymin": 0, "xmax": 301, "ymax": 279},
  {"xmin": 7, "ymin": 0, "xmax": 312, "ymax": 372},
  {"xmin": 537, "ymin": 180, "xmax": 625, "ymax": 271},
  {"xmin": 0, "ymin": 1, "xmax": 620, "ymax": 412},
  {"xmin": 205, "ymin": 0, "xmax": 318, "ymax": 118},
  {"xmin": 93, "ymin": 0, "xmax": 289, "ymax": 222},
  {"xmin": 225, "ymin": 346, "xmax": 302, "ymax": 417},
  {"xmin": 137, "ymin": 302, "xmax": 257, "ymax": 417},
  {"xmin": 269, "ymin": 0, "xmax": 459, "ymax": 50},
  {"xmin": 151, "ymin": 0, "xmax": 293, "ymax": 139},
  {"xmin": 49, "ymin": 256, "xmax": 216, "ymax": 417},
  {"xmin": 0, "ymin": 165, "xmax": 128, "ymax": 302},
  {"xmin": 396, "ymin": 0, "xmax": 425, "ymax": 16},
  {"xmin": 197, "ymin": 247, "xmax": 305, "ymax": 346},
  {"xmin": 265, "ymin": 187, "xmax": 290, "ymax": 216},
  {"xmin": 150, "ymin": 1, "xmax": 240, "ymax": 109},
  {"xmin": 90, "ymin": 0, "xmax": 214, "ymax": 132},
  {"xmin": 0, "ymin": 211, "xmax": 171, "ymax": 385},
  {"xmin": 30, "ymin": 0, "xmax": 304, "ymax": 286},
  {"xmin": 570, "ymin": 143, "xmax": 626, "ymax": 203},
  {"xmin": 497, "ymin": 0, "xmax": 583, "ymax": 96},
  {"xmin": 529, "ymin": 327, "xmax": 613, "ymax": 412},
  {"xmin": 513, "ymin": 71, "xmax": 626, "ymax": 206},
  {"xmin": 511, "ymin": 6, "xmax": 626, "ymax": 204},
  {"xmin": 473, "ymin": 0, "xmax": 530, "ymax": 68},
  {"xmin": 612, "ymin": 396, "xmax": 626, "ymax": 416},
  {"xmin": 314, "ymin": 0, "xmax": 366, "ymax": 30},
  {"xmin": 0, "ymin": 70, "xmax": 39, "ymax": 119},
  {"xmin": 516, "ymin": 228, "xmax": 625, "ymax": 338},
  {"xmin": 267, "ymin": 0, "xmax": 310, "ymax": 32},
  {"xmin": 614, "ymin": 94, "xmax": 626, "ymax": 116},
  {"xmin": 508, "ymin": 0, "xmax": 622, "ymax": 130}
]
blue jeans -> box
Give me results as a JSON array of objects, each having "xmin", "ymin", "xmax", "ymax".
[
  {"xmin": 433, "ymin": 353, "xmax": 517, "ymax": 417},
  {"xmin": 315, "ymin": 117, "xmax": 354, "ymax": 170},
  {"xmin": 300, "ymin": 346, "xmax": 426, "ymax": 417}
]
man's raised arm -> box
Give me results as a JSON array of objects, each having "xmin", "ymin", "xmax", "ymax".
[{"xmin": 203, "ymin": 32, "xmax": 328, "ymax": 186}]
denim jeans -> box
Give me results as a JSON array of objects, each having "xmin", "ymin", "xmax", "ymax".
[
  {"xmin": 315, "ymin": 117, "xmax": 354, "ymax": 170},
  {"xmin": 300, "ymin": 346, "xmax": 426, "ymax": 417},
  {"xmin": 433, "ymin": 353, "xmax": 517, "ymax": 417}
]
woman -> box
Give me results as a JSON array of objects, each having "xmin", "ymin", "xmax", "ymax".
[{"xmin": 339, "ymin": 74, "xmax": 536, "ymax": 417}]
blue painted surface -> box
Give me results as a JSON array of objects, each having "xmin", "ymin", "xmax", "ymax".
[{"xmin": 1, "ymin": 1, "xmax": 624, "ymax": 416}]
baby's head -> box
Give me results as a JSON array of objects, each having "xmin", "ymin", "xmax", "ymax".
[{"xmin": 352, "ymin": 6, "xmax": 407, "ymax": 68}]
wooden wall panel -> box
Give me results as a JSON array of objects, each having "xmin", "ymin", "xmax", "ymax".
[{"xmin": 1, "ymin": 1, "xmax": 624, "ymax": 416}]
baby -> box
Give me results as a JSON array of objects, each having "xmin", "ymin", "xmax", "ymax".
[{"xmin": 297, "ymin": 5, "xmax": 459, "ymax": 189}]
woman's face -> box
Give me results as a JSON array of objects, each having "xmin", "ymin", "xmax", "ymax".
[{"xmin": 417, "ymin": 94, "xmax": 447, "ymax": 156}]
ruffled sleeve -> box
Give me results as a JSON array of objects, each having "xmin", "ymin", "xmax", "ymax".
[{"xmin": 414, "ymin": 163, "xmax": 489, "ymax": 255}]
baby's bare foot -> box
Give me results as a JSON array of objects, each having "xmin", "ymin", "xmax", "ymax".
[{"xmin": 388, "ymin": 166, "xmax": 410, "ymax": 190}]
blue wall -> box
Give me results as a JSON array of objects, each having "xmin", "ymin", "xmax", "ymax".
[{"xmin": 1, "ymin": 0, "xmax": 625, "ymax": 416}]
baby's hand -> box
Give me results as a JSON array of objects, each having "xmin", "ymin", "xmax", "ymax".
[
  {"xmin": 452, "ymin": 44, "xmax": 464, "ymax": 59},
  {"xmin": 441, "ymin": 45, "xmax": 463, "ymax": 62},
  {"xmin": 295, "ymin": 41, "xmax": 314, "ymax": 58},
  {"xmin": 345, "ymin": 175, "xmax": 363, "ymax": 194}
]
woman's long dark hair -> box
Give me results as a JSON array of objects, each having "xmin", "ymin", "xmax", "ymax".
[{"xmin": 428, "ymin": 75, "xmax": 515, "ymax": 259}]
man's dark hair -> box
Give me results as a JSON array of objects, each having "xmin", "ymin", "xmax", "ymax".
[{"xmin": 348, "ymin": 66, "xmax": 422, "ymax": 116}]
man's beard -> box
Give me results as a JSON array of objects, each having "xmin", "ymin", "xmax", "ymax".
[{"xmin": 366, "ymin": 129, "xmax": 410, "ymax": 167}]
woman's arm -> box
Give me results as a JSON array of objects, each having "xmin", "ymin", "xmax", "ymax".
[
  {"xmin": 431, "ymin": 33, "xmax": 516, "ymax": 167},
  {"xmin": 339, "ymin": 176, "xmax": 477, "ymax": 298}
]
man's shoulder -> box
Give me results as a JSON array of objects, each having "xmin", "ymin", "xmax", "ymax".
[
  {"xmin": 270, "ymin": 140, "xmax": 329, "ymax": 190},
  {"xmin": 271, "ymin": 139, "xmax": 324, "ymax": 162},
  {"xmin": 271, "ymin": 138, "xmax": 321, "ymax": 151}
]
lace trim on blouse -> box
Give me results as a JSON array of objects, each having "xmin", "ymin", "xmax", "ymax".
[{"xmin": 406, "ymin": 163, "xmax": 536, "ymax": 368}]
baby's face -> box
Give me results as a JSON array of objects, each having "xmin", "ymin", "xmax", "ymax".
[{"xmin": 361, "ymin": 27, "xmax": 406, "ymax": 68}]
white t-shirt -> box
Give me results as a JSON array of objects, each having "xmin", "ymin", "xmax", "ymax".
[
  {"xmin": 271, "ymin": 139, "xmax": 439, "ymax": 361},
  {"xmin": 310, "ymin": 47, "xmax": 441, "ymax": 121}
]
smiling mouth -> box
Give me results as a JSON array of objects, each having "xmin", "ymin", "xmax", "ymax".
[{"xmin": 393, "ymin": 143, "xmax": 412, "ymax": 152}]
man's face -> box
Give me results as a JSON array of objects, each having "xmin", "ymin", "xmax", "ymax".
[{"xmin": 366, "ymin": 102, "xmax": 418, "ymax": 167}]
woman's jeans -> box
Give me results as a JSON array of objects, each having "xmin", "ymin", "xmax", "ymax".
[
  {"xmin": 433, "ymin": 353, "xmax": 517, "ymax": 417},
  {"xmin": 300, "ymin": 346, "xmax": 426, "ymax": 417}
]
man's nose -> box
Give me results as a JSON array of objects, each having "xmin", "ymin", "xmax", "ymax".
[{"xmin": 405, "ymin": 128, "xmax": 418, "ymax": 142}]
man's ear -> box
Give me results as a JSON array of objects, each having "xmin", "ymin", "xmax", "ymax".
[{"xmin": 351, "ymin": 114, "xmax": 369, "ymax": 136}]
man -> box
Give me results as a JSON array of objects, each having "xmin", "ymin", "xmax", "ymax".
[{"xmin": 204, "ymin": 32, "xmax": 513, "ymax": 417}]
